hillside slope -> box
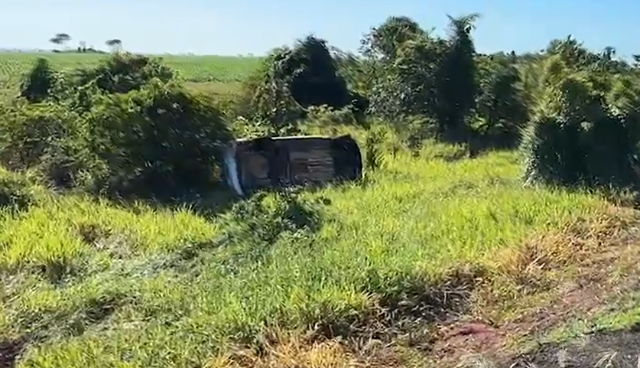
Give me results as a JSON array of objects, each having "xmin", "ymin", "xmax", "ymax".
[{"xmin": 2, "ymin": 143, "xmax": 640, "ymax": 367}]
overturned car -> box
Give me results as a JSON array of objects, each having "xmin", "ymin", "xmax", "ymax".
[{"xmin": 222, "ymin": 135, "xmax": 362, "ymax": 195}]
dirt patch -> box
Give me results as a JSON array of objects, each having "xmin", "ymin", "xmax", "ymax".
[
  {"xmin": 501, "ymin": 279, "xmax": 612, "ymax": 339},
  {"xmin": 431, "ymin": 320, "xmax": 505, "ymax": 360},
  {"xmin": 503, "ymin": 324, "xmax": 640, "ymax": 368},
  {"xmin": 498, "ymin": 223, "xmax": 640, "ymax": 340}
]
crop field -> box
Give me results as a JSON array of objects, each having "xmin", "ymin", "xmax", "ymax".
[
  {"xmin": 2, "ymin": 33, "xmax": 640, "ymax": 367},
  {"xmin": 0, "ymin": 52, "xmax": 262, "ymax": 99},
  {"xmin": 0, "ymin": 52, "xmax": 262, "ymax": 82}
]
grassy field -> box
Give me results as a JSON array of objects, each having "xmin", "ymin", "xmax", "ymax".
[
  {"xmin": 0, "ymin": 52, "xmax": 261, "ymax": 100},
  {"xmin": 2, "ymin": 52, "xmax": 640, "ymax": 367},
  {"xmin": 0, "ymin": 52, "xmax": 262, "ymax": 82}
]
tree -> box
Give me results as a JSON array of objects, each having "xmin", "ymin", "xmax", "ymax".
[
  {"xmin": 19, "ymin": 58, "xmax": 57, "ymax": 103},
  {"xmin": 236, "ymin": 35, "xmax": 364, "ymax": 132},
  {"xmin": 360, "ymin": 16, "xmax": 425, "ymax": 62},
  {"xmin": 476, "ymin": 64, "xmax": 528, "ymax": 147},
  {"xmin": 434, "ymin": 13, "xmax": 480, "ymax": 142},
  {"xmin": 105, "ymin": 39, "xmax": 122, "ymax": 52},
  {"xmin": 369, "ymin": 35, "xmax": 445, "ymax": 120},
  {"xmin": 49, "ymin": 33, "xmax": 71, "ymax": 49}
]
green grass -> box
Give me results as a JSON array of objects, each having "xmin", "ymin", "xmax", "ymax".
[
  {"xmin": 0, "ymin": 52, "xmax": 262, "ymax": 85},
  {"xmin": 0, "ymin": 52, "xmax": 259, "ymax": 102},
  {"xmin": 0, "ymin": 142, "xmax": 612, "ymax": 367}
]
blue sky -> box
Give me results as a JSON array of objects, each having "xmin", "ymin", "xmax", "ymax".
[{"xmin": 1, "ymin": 0, "xmax": 637, "ymax": 57}]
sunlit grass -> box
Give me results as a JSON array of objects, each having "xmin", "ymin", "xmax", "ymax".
[
  {"xmin": 0, "ymin": 142, "xmax": 612, "ymax": 367},
  {"xmin": 0, "ymin": 52, "xmax": 262, "ymax": 84},
  {"xmin": 0, "ymin": 53, "xmax": 255, "ymax": 104}
]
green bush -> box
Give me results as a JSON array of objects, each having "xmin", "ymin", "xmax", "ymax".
[
  {"xmin": 0, "ymin": 102, "xmax": 93, "ymax": 189},
  {"xmin": 286, "ymin": 36, "xmax": 351, "ymax": 109},
  {"xmin": 0, "ymin": 79, "xmax": 233, "ymax": 201},
  {"xmin": 19, "ymin": 58, "xmax": 57, "ymax": 103},
  {"xmin": 0, "ymin": 173, "xmax": 37, "ymax": 212},
  {"xmin": 364, "ymin": 125, "xmax": 389, "ymax": 172},
  {"xmin": 521, "ymin": 74, "xmax": 640, "ymax": 190},
  {"xmin": 306, "ymin": 105, "xmax": 359, "ymax": 126},
  {"xmin": 236, "ymin": 36, "xmax": 366, "ymax": 131},
  {"xmin": 521, "ymin": 113, "xmax": 640, "ymax": 189},
  {"xmin": 521, "ymin": 115, "xmax": 583, "ymax": 186},
  {"xmin": 397, "ymin": 115, "xmax": 439, "ymax": 151},
  {"xmin": 475, "ymin": 65, "xmax": 529, "ymax": 149},
  {"xmin": 214, "ymin": 191, "xmax": 325, "ymax": 268},
  {"xmin": 582, "ymin": 111, "xmax": 640, "ymax": 188},
  {"xmin": 221, "ymin": 191, "xmax": 323, "ymax": 245},
  {"xmin": 85, "ymin": 81, "xmax": 232, "ymax": 200},
  {"xmin": 72, "ymin": 52, "xmax": 175, "ymax": 95},
  {"xmin": 234, "ymin": 48, "xmax": 305, "ymax": 132}
]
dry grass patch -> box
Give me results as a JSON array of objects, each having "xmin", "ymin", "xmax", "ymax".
[
  {"xmin": 206, "ymin": 328, "xmax": 405, "ymax": 368},
  {"xmin": 427, "ymin": 206, "xmax": 640, "ymax": 365}
]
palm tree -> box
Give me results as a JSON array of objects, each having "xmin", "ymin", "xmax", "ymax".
[{"xmin": 446, "ymin": 13, "xmax": 480, "ymax": 39}]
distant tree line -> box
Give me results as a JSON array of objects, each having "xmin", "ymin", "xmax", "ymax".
[{"xmin": 48, "ymin": 32, "xmax": 122, "ymax": 54}]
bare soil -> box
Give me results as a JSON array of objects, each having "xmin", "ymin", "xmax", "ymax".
[{"xmin": 503, "ymin": 325, "xmax": 640, "ymax": 368}]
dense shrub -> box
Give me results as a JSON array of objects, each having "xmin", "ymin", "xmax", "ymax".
[
  {"xmin": 0, "ymin": 102, "xmax": 93, "ymax": 189},
  {"xmin": 209, "ymin": 191, "xmax": 326, "ymax": 271},
  {"xmin": 521, "ymin": 113, "xmax": 640, "ymax": 189},
  {"xmin": 397, "ymin": 115, "xmax": 439, "ymax": 151},
  {"xmin": 364, "ymin": 125, "xmax": 389, "ymax": 172},
  {"xmin": 85, "ymin": 81, "xmax": 232, "ymax": 200},
  {"xmin": 361, "ymin": 16, "xmax": 426, "ymax": 61},
  {"xmin": 306, "ymin": 105, "xmax": 359, "ymax": 126},
  {"xmin": 71, "ymin": 52, "xmax": 175, "ymax": 95},
  {"xmin": 286, "ymin": 36, "xmax": 361, "ymax": 112},
  {"xmin": 475, "ymin": 65, "xmax": 529, "ymax": 148},
  {"xmin": 19, "ymin": 58, "xmax": 57, "ymax": 103},
  {"xmin": 233, "ymin": 47, "xmax": 305, "ymax": 133},
  {"xmin": 236, "ymin": 36, "xmax": 367, "ymax": 131},
  {"xmin": 521, "ymin": 73, "xmax": 640, "ymax": 190},
  {"xmin": 221, "ymin": 191, "xmax": 323, "ymax": 245},
  {"xmin": 0, "ymin": 52, "xmax": 235, "ymax": 201},
  {"xmin": 0, "ymin": 172, "xmax": 37, "ymax": 212}
]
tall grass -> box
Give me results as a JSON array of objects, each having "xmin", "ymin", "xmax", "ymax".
[{"xmin": 0, "ymin": 139, "xmax": 608, "ymax": 367}]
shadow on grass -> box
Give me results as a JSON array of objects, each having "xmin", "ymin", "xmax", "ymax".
[
  {"xmin": 93, "ymin": 181, "xmax": 338, "ymax": 222},
  {"xmin": 0, "ymin": 290, "xmax": 130, "ymax": 368},
  {"xmin": 305, "ymin": 264, "xmax": 487, "ymax": 352},
  {"xmin": 218, "ymin": 264, "xmax": 488, "ymax": 368},
  {"xmin": 0, "ymin": 336, "xmax": 26, "ymax": 368},
  {"xmin": 100, "ymin": 185, "xmax": 242, "ymax": 221}
]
